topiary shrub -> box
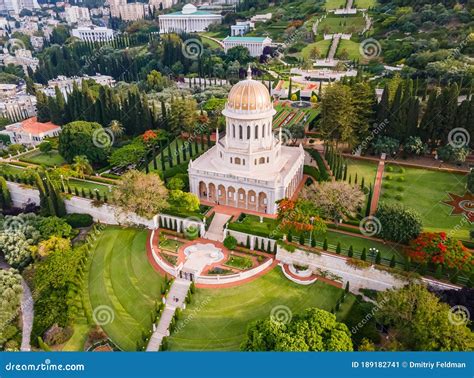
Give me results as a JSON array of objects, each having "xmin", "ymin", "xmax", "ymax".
[
  {"xmin": 223, "ymin": 235, "xmax": 237, "ymax": 250},
  {"xmin": 375, "ymin": 203, "xmax": 422, "ymax": 244},
  {"xmin": 64, "ymin": 213, "xmax": 94, "ymax": 228}
]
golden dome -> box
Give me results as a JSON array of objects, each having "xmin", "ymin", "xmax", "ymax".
[{"xmin": 226, "ymin": 67, "xmax": 272, "ymax": 113}]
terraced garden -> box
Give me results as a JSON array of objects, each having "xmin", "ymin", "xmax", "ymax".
[
  {"xmin": 84, "ymin": 227, "xmax": 165, "ymax": 351},
  {"xmin": 167, "ymin": 269, "xmax": 355, "ymax": 351},
  {"xmin": 273, "ymin": 104, "xmax": 320, "ymax": 129}
]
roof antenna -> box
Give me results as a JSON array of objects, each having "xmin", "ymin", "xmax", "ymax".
[{"xmin": 247, "ymin": 64, "xmax": 252, "ymax": 79}]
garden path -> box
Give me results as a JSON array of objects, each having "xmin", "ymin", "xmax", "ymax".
[
  {"xmin": 369, "ymin": 153, "xmax": 385, "ymax": 215},
  {"xmin": 146, "ymin": 278, "xmax": 191, "ymax": 351},
  {"xmin": 204, "ymin": 213, "xmax": 232, "ymax": 242}
]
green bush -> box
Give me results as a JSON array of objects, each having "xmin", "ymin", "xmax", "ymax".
[
  {"xmin": 396, "ymin": 186, "xmax": 404, "ymax": 192},
  {"xmin": 385, "ymin": 175, "xmax": 391, "ymax": 180},
  {"xmin": 397, "ymin": 176, "xmax": 405, "ymax": 182},
  {"xmin": 395, "ymin": 194, "xmax": 403, "ymax": 201},
  {"xmin": 386, "ymin": 166, "xmax": 394, "ymax": 172},
  {"xmin": 223, "ymin": 235, "xmax": 238, "ymax": 250},
  {"xmin": 375, "ymin": 203, "xmax": 422, "ymax": 244}
]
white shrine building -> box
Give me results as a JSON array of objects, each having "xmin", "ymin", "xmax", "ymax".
[
  {"xmin": 158, "ymin": 4, "xmax": 222, "ymax": 34},
  {"xmin": 223, "ymin": 36, "xmax": 272, "ymax": 57},
  {"xmin": 188, "ymin": 67, "xmax": 305, "ymax": 214}
]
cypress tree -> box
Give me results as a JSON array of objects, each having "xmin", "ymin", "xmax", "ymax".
[
  {"xmin": 323, "ymin": 238, "xmax": 328, "ymax": 250},
  {"xmin": 348, "ymin": 245, "xmax": 353, "ymax": 257},
  {"xmin": 299, "ymin": 233, "xmax": 305, "ymax": 245},
  {"xmin": 375, "ymin": 251, "xmax": 381, "ymax": 264},
  {"xmin": 336, "ymin": 242, "xmax": 341, "ymax": 254},
  {"xmin": 389, "ymin": 255, "xmax": 396, "ymax": 268},
  {"xmin": 361, "ymin": 248, "xmax": 367, "ymax": 261}
]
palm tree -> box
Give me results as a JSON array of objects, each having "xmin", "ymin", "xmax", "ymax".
[
  {"xmin": 108, "ymin": 120, "xmax": 125, "ymax": 138},
  {"xmin": 72, "ymin": 155, "xmax": 93, "ymax": 179}
]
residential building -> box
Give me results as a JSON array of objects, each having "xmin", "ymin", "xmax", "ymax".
[
  {"xmin": 0, "ymin": 117, "xmax": 61, "ymax": 146},
  {"xmin": 64, "ymin": 5, "xmax": 91, "ymax": 24},
  {"xmin": 230, "ymin": 20, "xmax": 253, "ymax": 36}
]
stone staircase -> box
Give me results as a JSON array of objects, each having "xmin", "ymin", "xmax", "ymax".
[
  {"xmin": 146, "ymin": 278, "xmax": 191, "ymax": 351},
  {"xmin": 204, "ymin": 212, "xmax": 232, "ymax": 242}
]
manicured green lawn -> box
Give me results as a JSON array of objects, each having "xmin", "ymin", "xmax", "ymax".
[
  {"xmin": 0, "ymin": 163, "xmax": 28, "ymax": 176},
  {"xmin": 380, "ymin": 164, "xmax": 470, "ymax": 240},
  {"xmin": 354, "ymin": 0, "xmax": 377, "ymax": 8},
  {"xmin": 167, "ymin": 269, "xmax": 355, "ymax": 351},
  {"xmin": 345, "ymin": 158, "xmax": 378, "ymax": 187},
  {"xmin": 228, "ymin": 214, "xmax": 282, "ymax": 238},
  {"xmin": 67, "ymin": 178, "xmax": 112, "ymax": 197},
  {"xmin": 325, "ymin": 0, "xmax": 347, "ymax": 9},
  {"xmin": 19, "ymin": 149, "xmax": 66, "ymax": 167},
  {"xmin": 318, "ymin": 15, "xmax": 366, "ymax": 34},
  {"xmin": 301, "ymin": 39, "xmax": 332, "ymax": 60},
  {"xmin": 201, "ymin": 35, "xmax": 223, "ymax": 50},
  {"xmin": 148, "ymin": 137, "xmax": 206, "ymax": 173},
  {"xmin": 160, "ymin": 238, "xmax": 184, "ymax": 252},
  {"xmin": 85, "ymin": 227, "xmax": 165, "ymax": 351},
  {"xmin": 322, "ymin": 230, "xmax": 404, "ymax": 262},
  {"xmin": 336, "ymin": 39, "xmax": 363, "ymax": 60}
]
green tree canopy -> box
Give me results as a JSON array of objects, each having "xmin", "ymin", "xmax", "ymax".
[{"xmin": 241, "ymin": 308, "xmax": 353, "ymax": 351}]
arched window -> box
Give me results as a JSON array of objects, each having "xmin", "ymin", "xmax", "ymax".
[
  {"xmin": 247, "ymin": 125, "xmax": 250, "ymax": 139},
  {"xmin": 259, "ymin": 157, "xmax": 265, "ymax": 164},
  {"xmin": 262, "ymin": 124, "xmax": 265, "ymax": 137},
  {"xmin": 232, "ymin": 124, "xmax": 235, "ymax": 138},
  {"xmin": 230, "ymin": 157, "xmax": 233, "ymax": 163},
  {"xmin": 239, "ymin": 125, "xmax": 243, "ymax": 140},
  {"xmin": 235, "ymin": 157, "xmax": 241, "ymax": 165},
  {"xmin": 266, "ymin": 157, "xmax": 269, "ymax": 163},
  {"xmin": 255, "ymin": 125, "xmax": 259, "ymax": 139},
  {"xmin": 254, "ymin": 159, "xmax": 257, "ymax": 165},
  {"xmin": 243, "ymin": 159, "xmax": 245, "ymax": 165}
]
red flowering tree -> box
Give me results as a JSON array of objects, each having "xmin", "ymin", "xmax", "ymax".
[
  {"xmin": 405, "ymin": 232, "xmax": 473, "ymax": 272},
  {"xmin": 276, "ymin": 199, "xmax": 326, "ymax": 235}
]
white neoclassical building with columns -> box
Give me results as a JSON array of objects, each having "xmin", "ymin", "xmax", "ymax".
[
  {"xmin": 188, "ymin": 67, "xmax": 305, "ymax": 214},
  {"xmin": 158, "ymin": 4, "xmax": 222, "ymax": 34}
]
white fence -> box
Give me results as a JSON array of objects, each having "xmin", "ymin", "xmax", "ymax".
[
  {"xmin": 157, "ymin": 213, "xmax": 206, "ymax": 236},
  {"xmin": 195, "ymin": 258, "xmax": 273, "ymax": 285},
  {"xmin": 6, "ymin": 181, "xmax": 155, "ymax": 227},
  {"xmin": 225, "ymin": 228, "xmax": 277, "ymax": 252}
]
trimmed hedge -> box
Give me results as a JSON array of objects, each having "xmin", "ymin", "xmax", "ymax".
[
  {"xmin": 64, "ymin": 213, "xmax": 94, "ymax": 228},
  {"xmin": 305, "ymin": 149, "xmax": 329, "ymax": 181},
  {"xmin": 303, "ymin": 165, "xmax": 319, "ymax": 181}
]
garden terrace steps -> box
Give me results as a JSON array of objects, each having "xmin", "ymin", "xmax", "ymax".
[{"xmin": 205, "ymin": 213, "xmax": 232, "ymax": 242}]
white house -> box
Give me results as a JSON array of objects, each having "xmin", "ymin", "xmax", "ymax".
[
  {"xmin": 230, "ymin": 20, "xmax": 253, "ymax": 36},
  {"xmin": 71, "ymin": 26, "xmax": 114, "ymax": 42},
  {"xmin": 0, "ymin": 117, "xmax": 61, "ymax": 146},
  {"xmin": 158, "ymin": 4, "xmax": 222, "ymax": 34},
  {"xmin": 188, "ymin": 67, "xmax": 305, "ymax": 214},
  {"xmin": 223, "ymin": 36, "xmax": 272, "ymax": 57}
]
